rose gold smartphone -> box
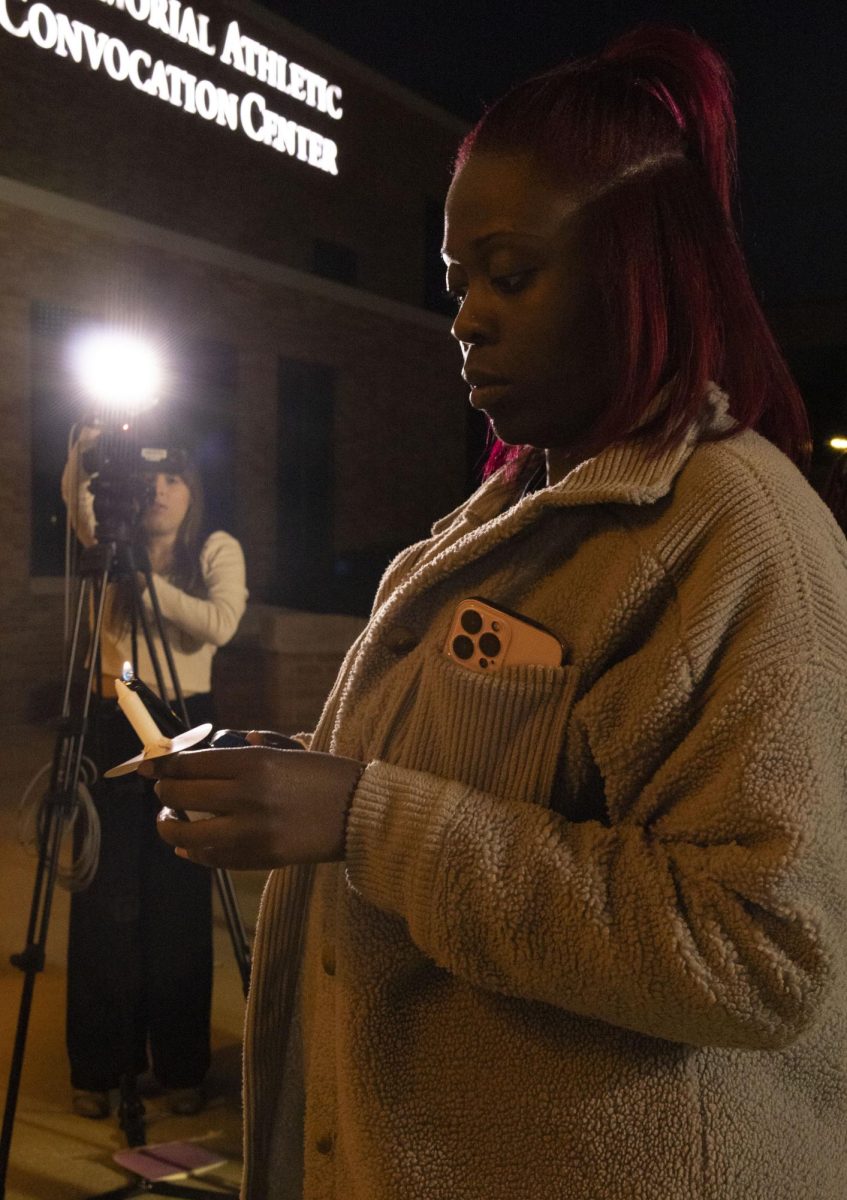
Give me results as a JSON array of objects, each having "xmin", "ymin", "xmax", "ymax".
[{"xmin": 443, "ymin": 597, "xmax": 564, "ymax": 673}]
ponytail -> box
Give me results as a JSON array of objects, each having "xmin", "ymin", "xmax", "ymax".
[{"xmin": 600, "ymin": 26, "xmax": 737, "ymax": 220}]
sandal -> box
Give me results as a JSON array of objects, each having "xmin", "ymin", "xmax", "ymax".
[{"xmin": 72, "ymin": 1089, "xmax": 110, "ymax": 1119}]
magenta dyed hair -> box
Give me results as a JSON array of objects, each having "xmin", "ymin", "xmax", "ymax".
[{"xmin": 455, "ymin": 26, "xmax": 810, "ymax": 477}]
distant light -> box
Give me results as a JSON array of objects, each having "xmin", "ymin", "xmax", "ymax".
[
  {"xmin": 829, "ymin": 437, "xmax": 847, "ymax": 451},
  {"xmin": 70, "ymin": 329, "xmax": 161, "ymax": 415}
]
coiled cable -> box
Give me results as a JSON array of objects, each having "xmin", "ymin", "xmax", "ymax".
[{"xmin": 17, "ymin": 756, "xmax": 101, "ymax": 892}]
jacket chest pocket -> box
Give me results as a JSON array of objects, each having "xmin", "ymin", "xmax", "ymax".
[{"xmin": 382, "ymin": 648, "xmax": 579, "ymax": 808}]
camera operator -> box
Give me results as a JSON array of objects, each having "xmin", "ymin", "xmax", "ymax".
[{"xmin": 61, "ymin": 424, "xmax": 247, "ymax": 1119}]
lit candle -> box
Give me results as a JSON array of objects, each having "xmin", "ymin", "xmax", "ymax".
[{"xmin": 115, "ymin": 677, "xmax": 170, "ymax": 749}]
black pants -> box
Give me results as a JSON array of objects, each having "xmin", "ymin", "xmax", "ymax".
[{"xmin": 66, "ymin": 693, "xmax": 214, "ymax": 1092}]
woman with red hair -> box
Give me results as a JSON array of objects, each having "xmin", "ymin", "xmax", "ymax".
[{"xmin": 149, "ymin": 27, "xmax": 847, "ymax": 1199}]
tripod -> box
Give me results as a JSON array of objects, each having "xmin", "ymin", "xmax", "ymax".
[{"xmin": 1, "ymin": 523, "xmax": 246, "ymax": 1199}]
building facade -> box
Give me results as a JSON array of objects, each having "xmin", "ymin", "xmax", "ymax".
[{"xmin": 0, "ymin": 0, "xmax": 473, "ymax": 724}]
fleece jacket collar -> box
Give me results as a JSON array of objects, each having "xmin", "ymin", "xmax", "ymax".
[
  {"xmin": 375, "ymin": 387, "xmax": 733, "ymax": 622},
  {"xmin": 435, "ymin": 385, "xmax": 732, "ymax": 533}
]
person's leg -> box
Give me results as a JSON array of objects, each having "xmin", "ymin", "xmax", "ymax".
[
  {"xmin": 143, "ymin": 693, "xmax": 214, "ymax": 1092},
  {"xmin": 66, "ymin": 703, "xmax": 150, "ymax": 1097}
]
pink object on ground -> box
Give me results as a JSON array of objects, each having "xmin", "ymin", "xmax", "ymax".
[{"xmin": 113, "ymin": 1140, "xmax": 226, "ymax": 1182}]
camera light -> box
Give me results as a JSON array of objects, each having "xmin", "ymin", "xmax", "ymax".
[{"xmin": 70, "ymin": 328, "xmax": 162, "ymax": 415}]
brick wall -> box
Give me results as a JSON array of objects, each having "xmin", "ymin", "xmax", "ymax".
[{"xmin": 0, "ymin": 192, "xmax": 468, "ymax": 724}]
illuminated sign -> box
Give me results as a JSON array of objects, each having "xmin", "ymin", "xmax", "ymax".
[{"xmin": 0, "ymin": 0, "xmax": 343, "ymax": 174}]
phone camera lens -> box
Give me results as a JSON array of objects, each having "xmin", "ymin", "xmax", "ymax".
[
  {"xmin": 479, "ymin": 632, "xmax": 501, "ymax": 658},
  {"xmin": 452, "ymin": 635, "xmax": 474, "ymax": 660},
  {"xmin": 460, "ymin": 609, "xmax": 483, "ymax": 634}
]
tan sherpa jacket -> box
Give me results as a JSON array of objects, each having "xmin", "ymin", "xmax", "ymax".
[{"xmin": 242, "ymin": 391, "xmax": 847, "ymax": 1199}]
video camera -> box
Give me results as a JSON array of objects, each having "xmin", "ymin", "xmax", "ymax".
[{"xmin": 81, "ymin": 423, "xmax": 189, "ymax": 545}]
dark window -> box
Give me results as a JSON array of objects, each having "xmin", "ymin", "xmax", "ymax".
[
  {"xmin": 169, "ymin": 336, "xmax": 239, "ymax": 538},
  {"xmin": 30, "ymin": 301, "xmax": 238, "ymax": 575},
  {"xmin": 275, "ymin": 358, "xmax": 335, "ymax": 609},
  {"xmin": 30, "ymin": 301, "xmax": 86, "ymax": 575},
  {"xmin": 312, "ymin": 239, "xmax": 358, "ymax": 286}
]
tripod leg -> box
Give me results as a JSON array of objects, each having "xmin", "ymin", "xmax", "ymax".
[
  {"xmin": 125, "ymin": 548, "xmax": 174, "ymax": 716},
  {"xmin": 0, "ymin": 562, "xmax": 113, "ymax": 1198},
  {"xmin": 212, "ymin": 869, "xmax": 251, "ymax": 997},
  {"xmin": 117, "ymin": 1074, "xmax": 146, "ymax": 1148},
  {"xmin": 0, "ymin": 797, "xmax": 69, "ymax": 1186},
  {"xmin": 124, "ymin": 556, "xmax": 254, "ymax": 1000}
]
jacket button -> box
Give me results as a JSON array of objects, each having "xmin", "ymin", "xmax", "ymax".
[
  {"xmin": 383, "ymin": 625, "xmax": 418, "ymax": 655},
  {"xmin": 316, "ymin": 1134, "xmax": 334, "ymax": 1155}
]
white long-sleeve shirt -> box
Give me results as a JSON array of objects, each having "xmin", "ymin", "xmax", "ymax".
[{"xmin": 62, "ymin": 429, "xmax": 247, "ymax": 698}]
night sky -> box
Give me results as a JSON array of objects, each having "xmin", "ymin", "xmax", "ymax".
[{"xmin": 262, "ymin": 0, "xmax": 846, "ymax": 309}]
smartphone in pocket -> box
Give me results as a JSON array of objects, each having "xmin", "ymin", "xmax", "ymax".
[{"xmin": 443, "ymin": 597, "xmax": 564, "ymax": 673}]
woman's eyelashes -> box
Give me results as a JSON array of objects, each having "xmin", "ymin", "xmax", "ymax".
[{"xmin": 445, "ymin": 269, "xmax": 536, "ymax": 306}]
